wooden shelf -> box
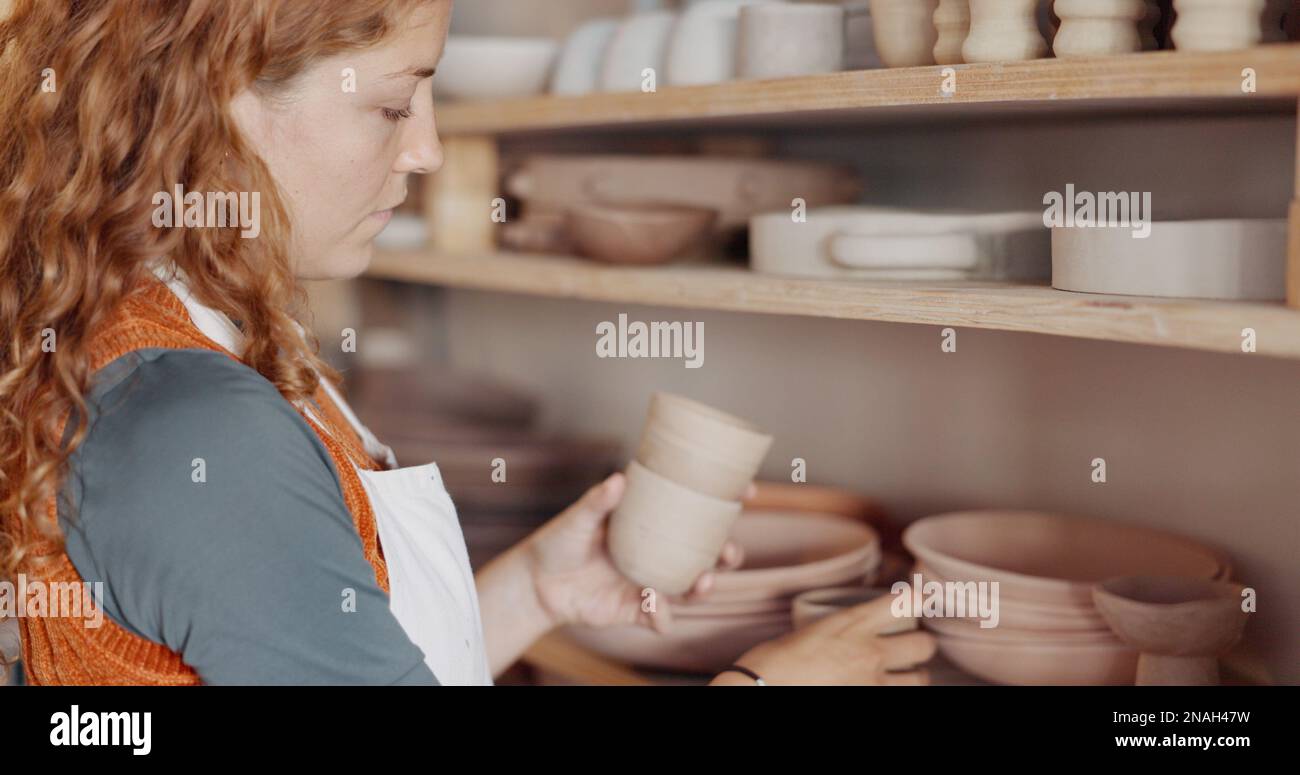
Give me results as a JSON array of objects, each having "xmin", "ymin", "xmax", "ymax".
[
  {"xmin": 368, "ymin": 248, "xmax": 1300, "ymax": 360},
  {"xmin": 433, "ymin": 46, "xmax": 1300, "ymax": 135}
]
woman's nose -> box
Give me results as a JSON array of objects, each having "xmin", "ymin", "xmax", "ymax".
[{"xmin": 396, "ymin": 116, "xmax": 443, "ymax": 176}]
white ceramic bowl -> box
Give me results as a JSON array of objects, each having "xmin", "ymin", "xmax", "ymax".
[
  {"xmin": 550, "ymin": 18, "xmax": 621, "ymax": 96},
  {"xmin": 432, "ymin": 36, "xmax": 559, "ymax": 101},
  {"xmin": 937, "ymin": 636, "xmax": 1139, "ymax": 686}
]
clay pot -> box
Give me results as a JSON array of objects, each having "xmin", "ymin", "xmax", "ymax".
[
  {"xmin": 932, "ymin": 0, "xmax": 972, "ymax": 64},
  {"xmin": 566, "ymin": 202, "xmax": 718, "ymax": 265},
  {"xmin": 1052, "ymin": 0, "xmax": 1146, "ymax": 57},
  {"xmin": 1093, "ymin": 576, "xmax": 1250, "ymax": 685},
  {"xmin": 608, "ymin": 461, "xmax": 744, "ymax": 595},
  {"xmin": 637, "ymin": 422, "xmax": 759, "ymax": 500},
  {"xmin": 643, "ymin": 392, "xmax": 774, "ymax": 478}
]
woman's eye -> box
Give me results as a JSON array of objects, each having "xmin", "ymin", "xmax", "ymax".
[{"xmin": 382, "ymin": 105, "xmax": 414, "ymax": 122}]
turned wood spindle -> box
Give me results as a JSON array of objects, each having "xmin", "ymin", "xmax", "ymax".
[
  {"xmin": 1171, "ymin": 0, "xmax": 1266, "ymax": 51},
  {"xmin": 963, "ymin": 0, "xmax": 1049, "ymax": 62},
  {"xmin": 1053, "ymin": 0, "xmax": 1147, "ymax": 57},
  {"xmin": 933, "ymin": 0, "xmax": 972, "ymax": 64}
]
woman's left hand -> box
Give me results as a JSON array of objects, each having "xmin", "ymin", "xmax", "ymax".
[{"xmin": 522, "ymin": 472, "xmax": 746, "ymax": 633}]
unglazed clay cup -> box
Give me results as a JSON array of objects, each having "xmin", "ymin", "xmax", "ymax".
[
  {"xmin": 643, "ymin": 392, "xmax": 774, "ymax": 480},
  {"xmin": 608, "ymin": 461, "xmax": 744, "ymax": 595},
  {"xmin": 792, "ymin": 586, "xmax": 917, "ymax": 634},
  {"xmin": 636, "ymin": 422, "xmax": 758, "ymax": 500}
]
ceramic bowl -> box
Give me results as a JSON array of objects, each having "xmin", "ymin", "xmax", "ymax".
[
  {"xmin": 566, "ymin": 202, "xmax": 718, "ymax": 265},
  {"xmin": 921, "ymin": 613, "xmax": 1121, "ymax": 644},
  {"xmin": 1092, "ymin": 576, "xmax": 1250, "ymax": 656},
  {"xmin": 431, "ymin": 37, "xmax": 559, "ymax": 101},
  {"xmin": 913, "ymin": 562, "xmax": 1111, "ymax": 630},
  {"xmin": 608, "ymin": 461, "xmax": 744, "ymax": 595},
  {"xmin": 737, "ymin": 3, "xmax": 847, "ymax": 80},
  {"xmin": 937, "ymin": 635, "xmax": 1139, "ymax": 685},
  {"xmin": 564, "ymin": 610, "xmax": 791, "ymax": 674},
  {"xmin": 710, "ymin": 510, "xmax": 881, "ymax": 601},
  {"xmin": 903, "ymin": 510, "xmax": 1227, "ymax": 607},
  {"xmin": 791, "ymin": 586, "xmax": 915, "ymax": 633},
  {"xmin": 550, "ymin": 18, "xmax": 621, "ymax": 96},
  {"xmin": 600, "ymin": 11, "xmax": 677, "ymax": 93}
]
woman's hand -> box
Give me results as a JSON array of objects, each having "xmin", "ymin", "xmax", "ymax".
[
  {"xmin": 711, "ymin": 595, "xmax": 937, "ymax": 686},
  {"xmin": 522, "ymin": 471, "xmax": 745, "ymax": 633}
]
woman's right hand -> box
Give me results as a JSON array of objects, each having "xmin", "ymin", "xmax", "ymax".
[{"xmin": 711, "ymin": 595, "xmax": 937, "ymax": 686}]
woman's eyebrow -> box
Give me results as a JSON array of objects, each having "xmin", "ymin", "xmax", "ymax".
[{"xmin": 382, "ymin": 65, "xmax": 438, "ymax": 81}]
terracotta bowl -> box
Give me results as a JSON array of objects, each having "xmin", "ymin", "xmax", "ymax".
[
  {"xmin": 564, "ymin": 610, "xmax": 791, "ymax": 674},
  {"xmin": 913, "ymin": 562, "xmax": 1111, "ymax": 630},
  {"xmin": 937, "ymin": 636, "xmax": 1139, "ymax": 686},
  {"xmin": 903, "ymin": 510, "xmax": 1226, "ymax": 607},
  {"xmin": 791, "ymin": 586, "xmax": 915, "ymax": 633},
  {"xmin": 1093, "ymin": 576, "xmax": 1249, "ymax": 656},
  {"xmin": 643, "ymin": 392, "xmax": 774, "ymax": 477},
  {"xmin": 566, "ymin": 202, "xmax": 718, "ymax": 265},
  {"xmin": 921, "ymin": 614, "xmax": 1120, "ymax": 644},
  {"xmin": 708, "ymin": 510, "xmax": 881, "ymax": 602}
]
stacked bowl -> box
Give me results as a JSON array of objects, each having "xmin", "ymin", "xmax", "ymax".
[
  {"xmin": 902, "ymin": 510, "xmax": 1231, "ymax": 685},
  {"xmin": 572, "ymin": 505, "xmax": 882, "ymax": 674},
  {"xmin": 608, "ymin": 392, "xmax": 774, "ymax": 596}
]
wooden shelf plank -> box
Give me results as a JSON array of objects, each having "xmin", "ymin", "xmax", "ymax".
[
  {"xmin": 433, "ymin": 46, "xmax": 1300, "ymax": 135},
  {"xmin": 368, "ymin": 249, "xmax": 1300, "ymax": 360}
]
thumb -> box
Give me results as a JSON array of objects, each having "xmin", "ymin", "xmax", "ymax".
[{"xmin": 565, "ymin": 471, "xmax": 626, "ymax": 530}]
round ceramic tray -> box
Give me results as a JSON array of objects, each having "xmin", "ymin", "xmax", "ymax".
[{"xmin": 1051, "ymin": 218, "xmax": 1287, "ymax": 300}]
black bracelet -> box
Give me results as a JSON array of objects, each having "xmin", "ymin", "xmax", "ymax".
[{"xmin": 717, "ymin": 664, "xmax": 766, "ymax": 685}]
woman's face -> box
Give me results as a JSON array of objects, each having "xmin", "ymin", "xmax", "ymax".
[{"xmin": 230, "ymin": 2, "xmax": 452, "ymax": 280}]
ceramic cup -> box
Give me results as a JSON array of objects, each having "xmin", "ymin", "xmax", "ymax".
[
  {"xmin": 551, "ymin": 18, "xmax": 621, "ymax": 95},
  {"xmin": 666, "ymin": 0, "xmax": 782, "ymax": 86},
  {"xmin": 643, "ymin": 392, "xmax": 774, "ymax": 481},
  {"xmin": 608, "ymin": 461, "xmax": 744, "ymax": 595},
  {"xmin": 737, "ymin": 3, "xmax": 847, "ymax": 80},
  {"xmin": 601, "ymin": 11, "xmax": 678, "ymax": 93},
  {"xmin": 636, "ymin": 421, "xmax": 761, "ymax": 500}
]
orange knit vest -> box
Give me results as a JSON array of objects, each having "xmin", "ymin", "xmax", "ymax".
[{"xmin": 11, "ymin": 277, "xmax": 390, "ymax": 685}]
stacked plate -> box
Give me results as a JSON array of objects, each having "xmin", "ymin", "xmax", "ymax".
[
  {"xmin": 567, "ymin": 508, "xmax": 881, "ymax": 674},
  {"xmin": 902, "ymin": 510, "xmax": 1231, "ymax": 685}
]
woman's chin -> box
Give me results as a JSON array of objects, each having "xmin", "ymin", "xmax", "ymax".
[{"xmin": 297, "ymin": 243, "xmax": 374, "ymax": 281}]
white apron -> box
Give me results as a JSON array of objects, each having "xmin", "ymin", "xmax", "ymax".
[{"xmin": 151, "ymin": 263, "xmax": 493, "ymax": 686}]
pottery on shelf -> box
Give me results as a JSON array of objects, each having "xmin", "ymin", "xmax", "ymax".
[
  {"xmin": 565, "ymin": 202, "xmax": 718, "ymax": 265},
  {"xmin": 792, "ymin": 586, "xmax": 916, "ymax": 632},
  {"xmin": 869, "ymin": 0, "xmax": 939, "ymax": 66},
  {"xmin": 551, "ymin": 18, "xmax": 621, "ymax": 95},
  {"xmin": 600, "ymin": 11, "xmax": 677, "ymax": 93},
  {"xmin": 430, "ymin": 37, "xmax": 559, "ymax": 101},
  {"xmin": 1171, "ymin": 0, "xmax": 1266, "ymax": 51},
  {"xmin": 639, "ymin": 392, "xmax": 773, "ymax": 495},
  {"xmin": 1052, "ymin": 0, "xmax": 1146, "ymax": 57},
  {"xmin": 737, "ymin": 2, "xmax": 847, "ymax": 79},
  {"xmin": 963, "ymin": 0, "xmax": 1049, "ymax": 62},
  {"xmin": 902, "ymin": 510, "xmax": 1228, "ymax": 607},
  {"xmin": 932, "ymin": 0, "xmax": 971, "ymax": 64},
  {"xmin": 666, "ymin": 0, "xmax": 783, "ymax": 86},
  {"xmin": 1093, "ymin": 576, "xmax": 1250, "ymax": 685},
  {"xmin": 937, "ymin": 635, "xmax": 1139, "ymax": 685},
  {"xmin": 1051, "ymin": 218, "xmax": 1287, "ymax": 300}
]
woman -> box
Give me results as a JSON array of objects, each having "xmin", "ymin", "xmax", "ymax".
[{"xmin": 0, "ymin": 0, "xmax": 935, "ymax": 686}]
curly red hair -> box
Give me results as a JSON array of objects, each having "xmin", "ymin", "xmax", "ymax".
[{"xmin": 0, "ymin": 0, "xmax": 433, "ymax": 608}]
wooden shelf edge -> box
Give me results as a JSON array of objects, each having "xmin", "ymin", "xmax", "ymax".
[
  {"xmin": 434, "ymin": 46, "xmax": 1300, "ymax": 135},
  {"xmin": 368, "ymin": 249, "xmax": 1300, "ymax": 360}
]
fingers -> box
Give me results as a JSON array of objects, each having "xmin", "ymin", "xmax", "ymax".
[
  {"xmin": 716, "ymin": 540, "xmax": 744, "ymax": 571},
  {"xmin": 562, "ymin": 472, "xmax": 625, "ymax": 531},
  {"xmin": 640, "ymin": 590, "xmax": 675, "ymax": 634},
  {"xmin": 876, "ymin": 630, "xmax": 937, "ymax": 671},
  {"xmin": 810, "ymin": 593, "xmax": 907, "ymax": 638},
  {"xmin": 879, "ymin": 668, "xmax": 931, "ymax": 686}
]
